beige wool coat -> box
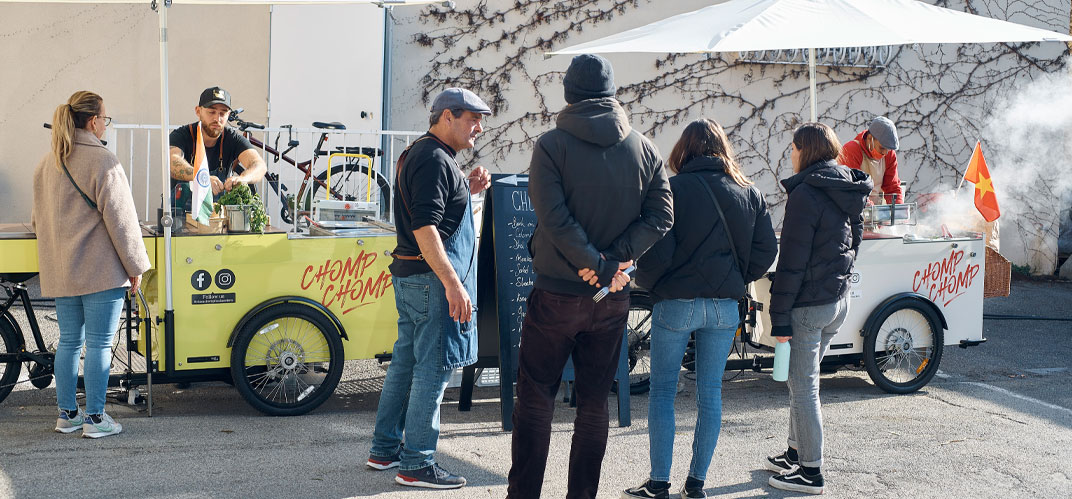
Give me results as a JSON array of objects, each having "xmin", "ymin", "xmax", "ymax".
[{"xmin": 31, "ymin": 129, "xmax": 151, "ymax": 298}]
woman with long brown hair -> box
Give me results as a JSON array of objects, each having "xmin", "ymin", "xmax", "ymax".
[
  {"xmin": 32, "ymin": 91, "xmax": 150, "ymax": 438},
  {"xmin": 763, "ymin": 122, "xmax": 871, "ymax": 494},
  {"xmin": 625, "ymin": 119, "xmax": 777, "ymax": 499}
]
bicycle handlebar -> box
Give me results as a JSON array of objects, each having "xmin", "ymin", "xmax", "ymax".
[{"xmin": 228, "ymin": 108, "xmax": 264, "ymax": 130}]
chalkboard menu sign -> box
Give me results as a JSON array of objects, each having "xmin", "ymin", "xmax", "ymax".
[
  {"xmin": 464, "ymin": 173, "xmax": 630, "ymax": 431},
  {"xmin": 473, "ymin": 173, "xmax": 535, "ymax": 430}
]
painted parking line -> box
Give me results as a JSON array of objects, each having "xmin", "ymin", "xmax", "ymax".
[{"xmin": 961, "ymin": 382, "xmax": 1072, "ymax": 417}]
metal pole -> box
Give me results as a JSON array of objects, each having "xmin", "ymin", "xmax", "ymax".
[
  {"xmin": 156, "ymin": 0, "xmax": 174, "ymax": 312},
  {"xmin": 380, "ymin": 6, "xmax": 394, "ymax": 222},
  {"xmin": 808, "ymin": 47, "xmax": 817, "ymax": 121},
  {"xmin": 155, "ymin": 0, "xmax": 176, "ymax": 378},
  {"xmin": 380, "ymin": 8, "xmax": 393, "ymax": 159}
]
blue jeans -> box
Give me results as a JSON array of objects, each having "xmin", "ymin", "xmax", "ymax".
[
  {"xmin": 787, "ymin": 297, "xmax": 850, "ymax": 468},
  {"xmin": 54, "ymin": 287, "xmax": 126, "ymax": 415},
  {"xmin": 648, "ymin": 297, "xmax": 738, "ymax": 482},
  {"xmin": 371, "ymin": 273, "xmax": 455, "ymax": 471}
]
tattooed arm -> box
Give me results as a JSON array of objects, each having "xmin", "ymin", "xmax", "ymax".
[{"xmin": 170, "ymin": 146, "xmax": 195, "ymax": 181}]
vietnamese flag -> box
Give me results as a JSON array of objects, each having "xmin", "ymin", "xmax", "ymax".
[{"xmin": 963, "ymin": 141, "xmax": 1000, "ymax": 222}]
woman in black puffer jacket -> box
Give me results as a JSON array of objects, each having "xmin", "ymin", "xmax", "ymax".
[
  {"xmin": 764, "ymin": 122, "xmax": 872, "ymax": 495},
  {"xmin": 625, "ymin": 119, "xmax": 777, "ymax": 499}
]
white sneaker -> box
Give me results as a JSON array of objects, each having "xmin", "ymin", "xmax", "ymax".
[
  {"xmin": 82, "ymin": 413, "xmax": 123, "ymax": 439},
  {"xmin": 55, "ymin": 409, "xmax": 86, "ymax": 434}
]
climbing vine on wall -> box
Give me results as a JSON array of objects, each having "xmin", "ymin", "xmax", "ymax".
[{"xmin": 408, "ymin": 0, "xmax": 1071, "ymax": 269}]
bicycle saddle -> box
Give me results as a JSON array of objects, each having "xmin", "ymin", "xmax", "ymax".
[
  {"xmin": 312, "ymin": 121, "xmax": 346, "ymax": 130},
  {"xmin": 333, "ymin": 146, "xmax": 384, "ymax": 157}
]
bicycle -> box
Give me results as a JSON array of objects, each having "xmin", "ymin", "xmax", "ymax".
[
  {"xmin": 0, "ymin": 274, "xmax": 145, "ymax": 405},
  {"xmin": 227, "ymin": 109, "xmax": 392, "ymax": 225}
]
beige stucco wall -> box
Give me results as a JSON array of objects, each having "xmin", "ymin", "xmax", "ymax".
[
  {"xmin": 0, "ymin": 3, "xmax": 269, "ymax": 223},
  {"xmin": 386, "ymin": 0, "xmax": 1072, "ymax": 274}
]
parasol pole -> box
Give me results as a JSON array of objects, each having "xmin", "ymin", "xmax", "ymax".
[{"xmin": 808, "ymin": 47, "xmax": 817, "ymax": 121}]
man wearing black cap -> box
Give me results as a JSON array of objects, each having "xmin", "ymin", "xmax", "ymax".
[
  {"xmin": 838, "ymin": 116, "xmax": 903, "ymax": 204},
  {"xmin": 507, "ymin": 54, "xmax": 673, "ymax": 499},
  {"xmin": 366, "ymin": 87, "xmax": 492, "ymax": 490},
  {"xmin": 168, "ymin": 86, "xmax": 266, "ymax": 210}
]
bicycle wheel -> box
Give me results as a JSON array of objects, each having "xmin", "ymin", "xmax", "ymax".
[
  {"xmin": 0, "ymin": 315, "xmax": 22, "ymax": 404},
  {"xmin": 624, "ymin": 290, "xmax": 654, "ymax": 394},
  {"xmin": 312, "ymin": 162, "xmax": 392, "ymax": 218},
  {"xmin": 863, "ymin": 300, "xmax": 944, "ymax": 394},
  {"xmin": 229, "ymin": 304, "xmax": 343, "ymax": 416}
]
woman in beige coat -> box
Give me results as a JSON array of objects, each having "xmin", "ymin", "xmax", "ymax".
[{"xmin": 32, "ymin": 91, "xmax": 150, "ymax": 438}]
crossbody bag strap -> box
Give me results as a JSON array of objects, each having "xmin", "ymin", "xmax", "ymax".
[
  {"xmin": 694, "ymin": 174, "xmax": 741, "ymax": 274},
  {"xmin": 60, "ymin": 160, "xmax": 97, "ymax": 210},
  {"xmin": 647, "ymin": 174, "xmax": 727, "ymax": 292}
]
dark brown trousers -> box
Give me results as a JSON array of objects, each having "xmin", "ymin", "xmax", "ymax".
[{"xmin": 507, "ymin": 288, "xmax": 630, "ymax": 499}]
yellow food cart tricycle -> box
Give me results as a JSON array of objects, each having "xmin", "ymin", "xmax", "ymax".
[
  {"xmin": 0, "ymin": 0, "xmax": 454, "ymax": 418},
  {"xmin": 1, "ymin": 211, "xmax": 401, "ymax": 416}
]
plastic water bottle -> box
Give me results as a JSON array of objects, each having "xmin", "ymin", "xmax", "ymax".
[{"xmin": 772, "ymin": 341, "xmax": 790, "ymax": 382}]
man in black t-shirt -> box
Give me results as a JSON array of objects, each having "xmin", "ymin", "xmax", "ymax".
[
  {"xmin": 367, "ymin": 88, "xmax": 492, "ymax": 490},
  {"xmin": 168, "ymin": 86, "xmax": 266, "ymax": 210}
]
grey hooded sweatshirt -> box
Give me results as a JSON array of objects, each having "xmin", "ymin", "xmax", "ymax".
[{"xmin": 527, "ymin": 97, "xmax": 673, "ymax": 296}]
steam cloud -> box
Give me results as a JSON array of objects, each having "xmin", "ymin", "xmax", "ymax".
[{"xmin": 979, "ymin": 60, "xmax": 1072, "ymax": 273}]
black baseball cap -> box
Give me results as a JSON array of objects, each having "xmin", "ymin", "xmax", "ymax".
[{"xmin": 198, "ymin": 86, "xmax": 231, "ymax": 109}]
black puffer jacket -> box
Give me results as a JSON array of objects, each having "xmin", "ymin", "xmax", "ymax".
[
  {"xmin": 769, "ymin": 160, "xmax": 872, "ymax": 336},
  {"xmin": 527, "ymin": 98, "xmax": 674, "ymax": 296},
  {"xmin": 636, "ymin": 156, "xmax": 777, "ymax": 302}
]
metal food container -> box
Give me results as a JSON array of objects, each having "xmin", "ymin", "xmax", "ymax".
[
  {"xmin": 223, "ymin": 204, "xmax": 254, "ymax": 233},
  {"xmin": 863, "ymin": 202, "xmax": 915, "ymax": 227}
]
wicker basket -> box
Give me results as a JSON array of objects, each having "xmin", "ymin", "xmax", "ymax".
[{"xmin": 984, "ymin": 246, "xmax": 1011, "ymax": 298}]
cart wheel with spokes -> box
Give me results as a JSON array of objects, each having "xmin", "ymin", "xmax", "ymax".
[
  {"xmin": 0, "ymin": 317, "xmax": 21, "ymax": 404},
  {"xmin": 623, "ymin": 290, "xmax": 654, "ymax": 394},
  {"xmin": 863, "ymin": 300, "xmax": 944, "ymax": 394},
  {"xmin": 230, "ymin": 304, "xmax": 344, "ymax": 416}
]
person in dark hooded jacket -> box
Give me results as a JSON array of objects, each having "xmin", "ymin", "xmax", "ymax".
[
  {"xmin": 625, "ymin": 119, "xmax": 776, "ymax": 499},
  {"xmin": 507, "ymin": 54, "xmax": 673, "ymax": 499},
  {"xmin": 764, "ymin": 122, "xmax": 872, "ymax": 495}
]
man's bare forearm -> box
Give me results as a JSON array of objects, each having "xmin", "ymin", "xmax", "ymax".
[
  {"xmin": 412, "ymin": 225, "xmax": 461, "ymax": 289},
  {"xmin": 170, "ymin": 155, "xmax": 195, "ymax": 181}
]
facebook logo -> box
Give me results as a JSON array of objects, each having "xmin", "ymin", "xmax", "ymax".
[{"xmin": 191, "ymin": 270, "xmax": 211, "ymax": 291}]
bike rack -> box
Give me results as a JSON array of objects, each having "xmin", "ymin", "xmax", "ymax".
[{"xmin": 324, "ymin": 153, "xmax": 376, "ymax": 202}]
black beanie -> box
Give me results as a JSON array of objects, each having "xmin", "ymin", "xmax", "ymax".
[{"xmin": 563, "ymin": 54, "xmax": 616, "ymax": 104}]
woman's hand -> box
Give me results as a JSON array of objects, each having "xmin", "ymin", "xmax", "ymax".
[
  {"xmin": 129, "ymin": 275, "xmax": 141, "ymax": 294},
  {"xmin": 774, "ymin": 336, "xmax": 790, "ymax": 343}
]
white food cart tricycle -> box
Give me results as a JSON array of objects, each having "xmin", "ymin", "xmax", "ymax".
[{"xmin": 622, "ymin": 201, "xmax": 1006, "ymax": 394}]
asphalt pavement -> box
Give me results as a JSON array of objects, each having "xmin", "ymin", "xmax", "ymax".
[{"xmin": 0, "ymin": 277, "xmax": 1069, "ymax": 498}]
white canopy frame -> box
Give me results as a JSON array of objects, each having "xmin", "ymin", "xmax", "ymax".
[{"xmin": 1, "ymin": 0, "xmax": 451, "ymax": 381}]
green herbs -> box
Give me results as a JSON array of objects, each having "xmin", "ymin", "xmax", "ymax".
[{"xmin": 215, "ymin": 184, "xmax": 269, "ymax": 233}]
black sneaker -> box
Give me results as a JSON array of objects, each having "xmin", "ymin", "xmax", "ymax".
[
  {"xmin": 680, "ymin": 476, "xmax": 706, "ymax": 498},
  {"xmin": 366, "ymin": 446, "xmax": 402, "ymax": 470},
  {"xmin": 769, "ymin": 466, "xmax": 824, "ymax": 495},
  {"xmin": 395, "ymin": 463, "xmax": 466, "ymax": 489},
  {"xmin": 765, "ymin": 450, "xmax": 798, "ymax": 474},
  {"xmin": 622, "ymin": 479, "xmax": 671, "ymax": 499}
]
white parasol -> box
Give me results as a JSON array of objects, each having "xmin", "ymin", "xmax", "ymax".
[{"xmin": 549, "ymin": 0, "xmax": 1072, "ymax": 121}]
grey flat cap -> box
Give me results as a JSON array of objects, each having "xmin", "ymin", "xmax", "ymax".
[
  {"xmin": 869, "ymin": 116, "xmax": 899, "ymax": 150},
  {"xmin": 430, "ymin": 88, "xmax": 492, "ymax": 116}
]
